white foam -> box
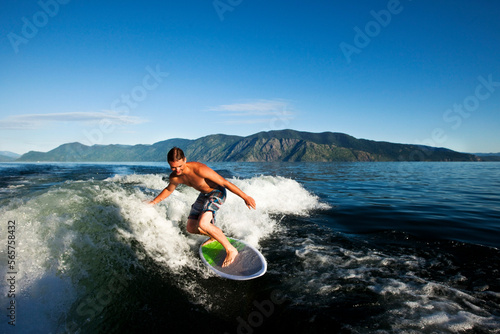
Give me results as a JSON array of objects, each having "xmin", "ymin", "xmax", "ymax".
[
  {"xmin": 0, "ymin": 172, "xmax": 331, "ymax": 331},
  {"xmin": 0, "ymin": 187, "xmax": 80, "ymax": 333},
  {"xmin": 218, "ymin": 176, "xmax": 329, "ymax": 246},
  {"xmin": 109, "ymin": 173, "xmax": 328, "ymax": 249},
  {"xmin": 7, "ymin": 184, "xmax": 24, "ymax": 189},
  {"xmin": 105, "ymin": 173, "xmax": 330, "ymax": 302},
  {"xmin": 104, "ymin": 184, "xmax": 197, "ymax": 271},
  {"xmin": 107, "ymin": 172, "xmax": 168, "ymax": 190},
  {"xmin": 283, "ymin": 232, "xmax": 500, "ymax": 333}
]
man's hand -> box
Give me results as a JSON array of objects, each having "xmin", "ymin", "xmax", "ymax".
[{"xmin": 244, "ymin": 196, "xmax": 256, "ymax": 210}]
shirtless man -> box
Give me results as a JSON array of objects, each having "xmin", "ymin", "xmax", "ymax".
[{"xmin": 149, "ymin": 147, "xmax": 256, "ymax": 267}]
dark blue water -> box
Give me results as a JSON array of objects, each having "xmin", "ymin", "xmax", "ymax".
[{"xmin": 1, "ymin": 162, "xmax": 499, "ymax": 333}]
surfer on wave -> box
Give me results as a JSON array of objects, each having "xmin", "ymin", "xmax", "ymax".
[{"xmin": 149, "ymin": 147, "xmax": 256, "ymax": 267}]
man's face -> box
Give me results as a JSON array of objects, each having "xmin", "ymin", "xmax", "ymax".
[{"xmin": 169, "ymin": 158, "xmax": 186, "ymax": 175}]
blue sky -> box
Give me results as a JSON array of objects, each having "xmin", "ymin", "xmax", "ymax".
[{"xmin": 1, "ymin": 0, "xmax": 499, "ymax": 155}]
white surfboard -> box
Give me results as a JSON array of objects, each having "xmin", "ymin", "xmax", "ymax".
[{"xmin": 199, "ymin": 237, "xmax": 267, "ymax": 280}]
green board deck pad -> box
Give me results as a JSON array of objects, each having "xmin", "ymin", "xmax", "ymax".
[{"xmin": 199, "ymin": 237, "xmax": 267, "ymax": 280}]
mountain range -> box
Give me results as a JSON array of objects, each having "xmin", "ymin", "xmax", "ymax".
[
  {"xmin": 14, "ymin": 130, "xmax": 482, "ymax": 162},
  {"xmin": 474, "ymin": 153, "xmax": 500, "ymax": 161},
  {"xmin": 0, "ymin": 151, "xmax": 21, "ymax": 162}
]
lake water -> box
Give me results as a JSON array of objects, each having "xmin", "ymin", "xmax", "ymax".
[{"xmin": 1, "ymin": 162, "xmax": 499, "ymax": 333}]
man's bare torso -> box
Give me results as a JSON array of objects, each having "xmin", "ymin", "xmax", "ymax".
[{"xmin": 170, "ymin": 161, "xmax": 218, "ymax": 193}]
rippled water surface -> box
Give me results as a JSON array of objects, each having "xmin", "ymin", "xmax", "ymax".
[{"xmin": 1, "ymin": 162, "xmax": 499, "ymax": 333}]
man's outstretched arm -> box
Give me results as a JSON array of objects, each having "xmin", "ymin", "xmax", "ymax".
[
  {"xmin": 200, "ymin": 165, "xmax": 256, "ymax": 209},
  {"xmin": 222, "ymin": 180, "xmax": 256, "ymax": 209},
  {"xmin": 150, "ymin": 182, "xmax": 177, "ymax": 205}
]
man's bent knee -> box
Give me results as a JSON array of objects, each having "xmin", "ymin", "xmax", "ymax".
[
  {"xmin": 198, "ymin": 211, "xmax": 214, "ymax": 229},
  {"xmin": 186, "ymin": 219, "xmax": 199, "ymax": 234}
]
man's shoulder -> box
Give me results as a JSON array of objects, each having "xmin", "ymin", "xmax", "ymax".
[
  {"xmin": 168, "ymin": 172, "xmax": 181, "ymax": 183},
  {"xmin": 187, "ymin": 161, "xmax": 206, "ymax": 168},
  {"xmin": 188, "ymin": 161, "xmax": 211, "ymax": 173}
]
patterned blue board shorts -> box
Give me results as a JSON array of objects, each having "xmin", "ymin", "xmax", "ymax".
[{"xmin": 188, "ymin": 186, "xmax": 226, "ymax": 224}]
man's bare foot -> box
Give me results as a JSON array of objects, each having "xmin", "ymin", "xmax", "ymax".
[
  {"xmin": 201, "ymin": 237, "xmax": 216, "ymax": 247},
  {"xmin": 222, "ymin": 246, "xmax": 238, "ymax": 267}
]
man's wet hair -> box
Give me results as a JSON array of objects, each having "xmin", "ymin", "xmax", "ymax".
[{"xmin": 167, "ymin": 147, "xmax": 185, "ymax": 162}]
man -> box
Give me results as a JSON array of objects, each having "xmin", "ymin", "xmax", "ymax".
[{"xmin": 149, "ymin": 147, "xmax": 256, "ymax": 267}]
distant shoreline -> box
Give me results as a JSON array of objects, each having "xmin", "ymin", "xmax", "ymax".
[{"xmin": 10, "ymin": 129, "xmax": 491, "ymax": 163}]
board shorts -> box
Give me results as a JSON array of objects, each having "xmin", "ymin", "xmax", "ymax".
[{"xmin": 188, "ymin": 186, "xmax": 226, "ymax": 224}]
